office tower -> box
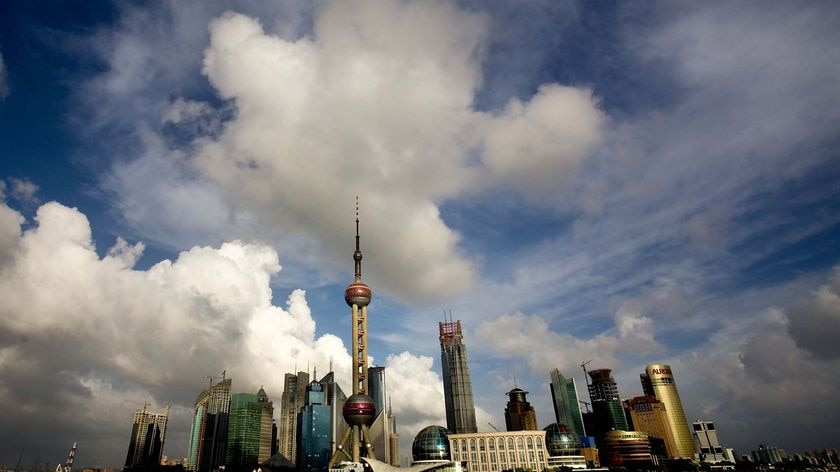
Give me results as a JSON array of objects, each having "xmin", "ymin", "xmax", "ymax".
[
  {"xmin": 366, "ymin": 366, "xmax": 400, "ymax": 466},
  {"xmin": 504, "ymin": 387, "xmax": 538, "ymax": 431},
  {"xmin": 439, "ymin": 319, "xmax": 478, "ymax": 434},
  {"xmin": 692, "ymin": 420, "xmax": 728, "ymax": 463},
  {"xmin": 626, "ymin": 396, "xmax": 678, "ymax": 459},
  {"xmin": 297, "ymin": 379, "xmax": 332, "ymax": 470},
  {"xmin": 549, "ymin": 369, "xmax": 586, "ymax": 438},
  {"xmin": 279, "ymin": 371, "xmax": 310, "ymax": 463},
  {"xmin": 367, "ymin": 366, "xmax": 386, "ymax": 419},
  {"xmin": 587, "ymin": 369, "xmax": 628, "ymax": 437},
  {"xmin": 328, "ymin": 203, "xmax": 378, "ymax": 467},
  {"xmin": 641, "ymin": 365, "xmax": 696, "ymax": 458},
  {"xmin": 124, "ymin": 404, "xmax": 170, "ymax": 468},
  {"xmin": 188, "ymin": 378, "xmax": 232, "ymax": 472},
  {"xmin": 226, "ymin": 388, "xmax": 274, "ymax": 467},
  {"xmin": 317, "ymin": 370, "xmax": 348, "ymax": 457}
]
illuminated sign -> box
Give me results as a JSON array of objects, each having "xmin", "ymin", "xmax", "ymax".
[{"xmin": 650, "ymin": 367, "xmax": 672, "ymax": 376}]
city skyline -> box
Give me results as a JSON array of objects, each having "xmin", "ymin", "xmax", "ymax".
[{"xmin": 2, "ymin": 0, "xmax": 840, "ymax": 467}]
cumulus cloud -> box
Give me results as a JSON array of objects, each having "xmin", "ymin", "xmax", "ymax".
[
  {"xmin": 681, "ymin": 305, "xmax": 840, "ymax": 451},
  {"xmin": 97, "ymin": 0, "xmax": 605, "ymax": 304},
  {"xmin": 0, "ymin": 200, "xmax": 447, "ymax": 464},
  {"xmin": 470, "ymin": 294, "xmax": 667, "ymax": 377},
  {"xmin": 787, "ymin": 267, "xmax": 840, "ymax": 360}
]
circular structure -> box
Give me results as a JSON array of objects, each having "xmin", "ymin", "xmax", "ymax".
[
  {"xmin": 343, "ymin": 393, "xmax": 376, "ymax": 426},
  {"xmin": 544, "ymin": 423, "xmax": 581, "ymax": 456},
  {"xmin": 412, "ymin": 425, "xmax": 453, "ymax": 461},
  {"xmin": 345, "ymin": 282, "xmax": 372, "ymax": 307}
]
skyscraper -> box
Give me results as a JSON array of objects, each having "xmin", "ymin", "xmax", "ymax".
[
  {"xmin": 366, "ymin": 366, "xmax": 400, "ymax": 466},
  {"xmin": 124, "ymin": 404, "xmax": 170, "ymax": 469},
  {"xmin": 188, "ymin": 378, "xmax": 231, "ymax": 472},
  {"xmin": 587, "ymin": 369, "xmax": 628, "ymax": 437},
  {"xmin": 504, "ymin": 387, "xmax": 538, "ymax": 431},
  {"xmin": 439, "ymin": 319, "xmax": 478, "ymax": 434},
  {"xmin": 626, "ymin": 396, "xmax": 677, "ymax": 459},
  {"xmin": 641, "ymin": 365, "xmax": 696, "ymax": 459},
  {"xmin": 226, "ymin": 388, "xmax": 274, "ymax": 467},
  {"xmin": 297, "ymin": 379, "xmax": 332, "ymax": 471},
  {"xmin": 328, "ymin": 202, "xmax": 379, "ymax": 467},
  {"xmin": 549, "ymin": 369, "xmax": 586, "ymax": 438},
  {"xmin": 279, "ymin": 371, "xmax": 310, "ymax": 464},
  {"xmin": 367, "ymin": 366, "xmax": 386, "ymax": 419}
]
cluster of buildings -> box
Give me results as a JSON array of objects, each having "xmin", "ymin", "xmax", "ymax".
[{"xmin": 119, "ymin": 208, "xmax": 837, "ymax": 472}]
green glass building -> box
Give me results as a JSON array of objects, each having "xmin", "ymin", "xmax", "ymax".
[{"xmin": 227, "ymin": 389, "xmax": 274, "ymax": 467}]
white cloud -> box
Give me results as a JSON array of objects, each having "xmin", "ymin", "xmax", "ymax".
[
  {"xmin": 8, "ymin": 178, "xmax": 39, "ymax": 205},
  {"xmin": 0, "ymin": 200, "xmax": 447, "ymax": 464},
  {"xmin": 98, "ymin": 1, "xmax": 604, "ymax": 304}
]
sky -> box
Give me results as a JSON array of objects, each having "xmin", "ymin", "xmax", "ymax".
[{"xmin": 1, "ymin": 0, "xmax": 840, "ymax": 467}]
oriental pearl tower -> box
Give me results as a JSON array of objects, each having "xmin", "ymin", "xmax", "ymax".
[{"xmin": 329, "ymin": 199, "xmax": 378, "ymax": 468}]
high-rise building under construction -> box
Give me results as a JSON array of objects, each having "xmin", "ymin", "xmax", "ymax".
[
  {"xmin": 188, "ymin": 378, "xmax": 231, "ymax": 472},
  {"xmin": 124, "ymin": 404, "xmax": 170, "ymax": 468},
  {"xmin": 439, "ymin": 319, "xmax": 477, "ymax": 434},
  {"xmin": 279, "ymin": 371, "xmax": 310, "ymax": 464}
]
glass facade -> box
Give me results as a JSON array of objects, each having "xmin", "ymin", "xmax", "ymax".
[
  {"xmin": 587, "ymin": 369, "xmax": 628, "ymax": 437},
  {"xmin": 187, "ymin": 379, "xmax": 231, "ymax": 472},
  {"xmin": 549, "ymin": 369, "xmax": 586, "ymax": 438},
  {"xmin": 296, "ymin": 381, "xmax": 332, "ymax": 471},
  {"xmin": 412, "ymin": 425, "xmax": 453, "ymax": 461},
  {"xmin": 226, "ymin": 391, "xmax": 273, "ymax": 467}
]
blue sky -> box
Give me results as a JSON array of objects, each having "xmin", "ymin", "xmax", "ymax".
[{"xmin": 1, "ymin": 0, "xmax": 840, "ymax": 467}]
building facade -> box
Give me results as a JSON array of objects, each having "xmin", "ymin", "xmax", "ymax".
[
  {"xmin": 641, "ymin": 365, "xmax": 696, "ymax": 459},
  {"xmin": 587, "ymin": 369, "xmax": 628, "ymax": 437},
  {"xmin": 600, "ymin": 430, "xmax": 654, "ymax": 468},
  {"xmin": 439, "ymin": 319, "xmax": 478, "ymax": 434},
  {"xmin": 692, "ymin": 421, "xmax": 729, "ymax": 464},
  {"xmin": 626, "ymin": 396, "xmax": 678, "ymax": 460},
  {"xmin": 368, "ymin": 366, "xmax": 386, "ymax": 419},
  {"xmin": 448, "ymin": 431, "xmax": 550, "ymax": 472},
  {"xmin": 279, "ymin": 371, "xmax": 310, "ymax": 464},
  {"xmin": 297, "ymin": 380, "xmax": 332, "ymax": 470},
  {"xmin": 124, "ymin": 404, "xmax": 170, "ymax": 469},
  {"xmin": 549, "ymin": 369, "xmax": 586, "ymax": 438},
  {"xmin": 504, "ymin": 388, "xmax": 537, "ymax": 431},
  {"xmin": 188, "ymin": 378, "xmax": 231, "ymax": 472},
  {"xmin": 226, "ymin": 389, "xmax": 273, "ymax": 467}
]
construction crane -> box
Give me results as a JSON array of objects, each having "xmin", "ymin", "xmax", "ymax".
[
  {"xmin": 204, "ymin": 369, "xmax": 228, "ymax": 387},
  {"xmin": 54, "ymin": 443, "xmax": 76, "ymax": 472},
  {"xmin": 580, "ymin": 360, "xmax": 592, "ymax": 385},
  {"xmin": 488, "ymin": 423, "xmax": 501, "ymax": 432},
  {"xmin": 579, "ymin": 400, "xmax": 592, "ymax": 413}
]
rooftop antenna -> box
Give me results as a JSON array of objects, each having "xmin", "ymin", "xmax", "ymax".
[
  {"xmin": 330, "ymin": 356, "xmax": 333, "ymax": 373},
  {"xmin": 221, "ymin": 369, "xmax": 226, "ymax": 380}
]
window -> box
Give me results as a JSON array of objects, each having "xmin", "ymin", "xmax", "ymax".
[
  {"xmin": 479, "ymin": 439, "xmax": 485, "ymax": 451},
  {"xmin": 693, "ymin": 424, "xmax": 703, "ymax": 431},
  {"xmin": 517, "ymin": 437, "xmax": 524, "ymax": 448},
  {"xmin": 527, "ymin": 437, "xmax": 534, "ymax": 449},
  {"xmin": 708, "ymin": 423, "xmax": 716, "ymax": 430}
]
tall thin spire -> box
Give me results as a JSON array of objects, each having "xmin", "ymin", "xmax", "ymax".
[{"xmin": 354, "ymin": 196, "xmax": 363, "ymax": 282}]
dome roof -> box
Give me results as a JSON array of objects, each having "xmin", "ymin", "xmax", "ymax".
[
  {"xmin": 544, "ymin": 423, "xmax": 581, "ymax": 457},
  {"xmin": 412, "ymin": 425, "xmax": 453, "ymax": 461}
]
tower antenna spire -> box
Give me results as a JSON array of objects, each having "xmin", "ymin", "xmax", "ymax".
[{"xmin": 354, "ymin": 196, "xmax": 363, "ymax": 282}]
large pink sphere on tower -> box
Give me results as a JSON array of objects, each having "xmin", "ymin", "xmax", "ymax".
[{"xmin": 343, "ymin": 393, "xmax": 376, "ymax": 426}]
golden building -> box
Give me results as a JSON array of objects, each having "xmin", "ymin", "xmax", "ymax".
[
  {"xmin": 641, "ymin": 365, "xmax": 697, "ymax": 459},
  {"xmin": 626, "ymin": 396, "xmax": 678, "ymax": 458}
]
